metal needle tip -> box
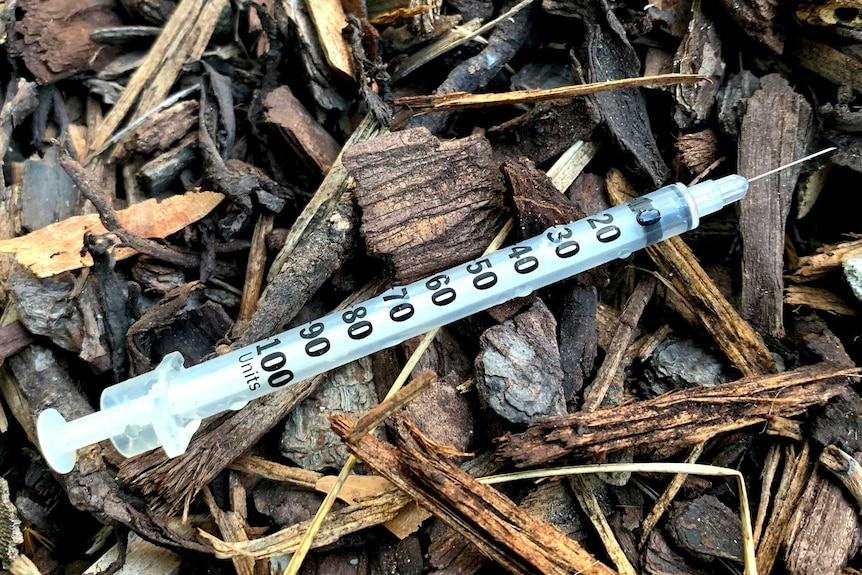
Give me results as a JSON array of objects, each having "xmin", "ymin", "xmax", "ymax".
[{"xmin": 747, "ymin": 147, "xmax": 838, "ymax": 183}]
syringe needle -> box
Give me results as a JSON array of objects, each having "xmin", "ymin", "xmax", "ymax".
[{"xmin": 747, "ymin": 147, "xmax": 837, "ymax": 183}]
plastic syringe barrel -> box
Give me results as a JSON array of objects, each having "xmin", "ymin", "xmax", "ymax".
[{"xmin": 36, "ymin": 175, "xmax": 748, "ymax": 473}]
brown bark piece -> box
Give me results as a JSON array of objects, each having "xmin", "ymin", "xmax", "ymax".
[
  {"xmin": 343, "ymin": 128, "xmax": 506, "ymax": 284},
  {"xmin": 542, "ymin": 0, "xmax": 670, "ymax": 186},
  {"xmin": 121, "ymin": 100, "xmax": 199, "ymax": 158},
  {"xmin": 784, "ymin": 463, "xmax": 862, "ymax": 574},
  {"xmin": 739, "ymin": 74, "xmax": 813, "ymax": 338},
  {"xmin": 332, "ymin": 416, "xmax": 617, "ymax": 575},
  {"xmin": 606, "ymin": 169, "xmax": 775, "ymax": 376},
  {"xmin": 673, "ymin": 0, "xmax": 725, "ymax": 129},
  {"xmin": 792, "ymin": 38, "xmax": 862, "ymax": 94},
  {"xmin": 261, "ymin": 86, "xmax": 341, "ymax": 175},
  {"xmin": 11, "ymin": 0, "xmax": 121, "ymax": 84},
  {"xmin": 0, "ymin": 321, "xmax": 34, "ymax": 361},
  {"xmin": 495, "ymin": 362, "xmax": 855, "ymax": 467},
  {"xmin": 502, "ymin": 157, "xmax": 583, "ymax": 238},
  {"xmin": 714, "ymin": 0, "xmax": 783, "ymax": 53},
  {"xmin": 488, "ymin": 100, "xmax": 600, "ymax": 166}
]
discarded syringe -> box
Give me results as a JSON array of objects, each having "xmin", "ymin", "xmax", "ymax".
[{"xmin": 36, "ymin": 149, "xmax": 835, "ymax": 473}]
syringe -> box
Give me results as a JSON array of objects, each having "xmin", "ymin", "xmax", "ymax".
[{"xmin": 36, "ymin": 149, "xmax": 835, "ymax": 473}]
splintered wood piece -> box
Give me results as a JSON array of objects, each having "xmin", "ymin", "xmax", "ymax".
[
  {"xmin": 738, "ymin": 74, "xmax": 813, "ymax": 338},
  {"xmin": 11, "ymin": 0, "xmax": 121, "ymax": 84},
  {"xmin": 395, "ymin": 74, "xmax": 707, "ymax": 113},
  {"xmin": 820, "ymin": 445, "xmax": 862, "ymax": 508},
  {"xmin": 343, "ymin": 128, "xmax": 506, "ymax": 284},
  {"xmin": 569, "ymin": 476, "xmax": 636, "ymax": 575},
  {"xmin": 792, "ymin": 38, "xmax": 862, "ymax": 94},
  {"xmin": 202, "ymin": 487, "xmax": 255, "ymax": 575},
  {"xmin": 581, "ymin": 277, "xmax": 655, "ymax": 411},
  {"xmin": 495, "ymin": 363, "xmax": 856, "ymax": 467},
  {"xmin": 756, "ymin": 444, "xmax": 811, "ymax": 574},
  {"xmin": 82, "ymin": 533, "xmax": 181, "ymax": 575},
  {"xmin": 606, "ymin": 169, "xmax": 775, "ymax": 376},
  {"xmin": 89, "ymin": 0, "xmax": 230, "ymax": 153},
  {"xmin": 237, "ymin": 213, "xmax": 274, "ymax": 323},
  {"xmin": 784, "ymin": 458, "xmax": 862, "ymax": 574},
  {"xmin": 788, "ymin": 238, "xmax": 862, "ymax": 283},
  {"xmin": 0, "ymin": 191, "xmax": 224, "ymax": 277},
  {"xmin": 305, "ymin": 0, "xmax": 355, "ymax": 80},
  {"xmin": 331, "ymin": 416, "xmax": 617, "ymax": 575},
  {"xmin": 261, "ymin": 86, "xmax": 341, "ymax": 175},
  {"xmin": 229, "ymin": 455, "xmax": 322, "ymax": 489},
  {"xmin": 784, "ymin": 285, "xmax": 858, "ymax": 316},
  {"xmin": 202, "ymin": 488, "xmax": 414, "ymax": 559}
]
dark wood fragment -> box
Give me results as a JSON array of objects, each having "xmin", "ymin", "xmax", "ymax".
[
  {"xmin": 715, "ymin": 71, "xmax": 760, "ymax": 137},
  {"xmin": 137, "ymin": 134, "xmax": 198, "ymax": 195},
  {"xmin": 405, "ymin": 0, "xmax": 531, "ymax": 134},
  {"xmin": 582, "ymin": 276, "xmax": 655, "ymax": 411},
  {"xmin": 546, "ymin": 0, "xmax": 669, "ymax": 186},
  {"xmin": 260, "ymin": 85, "xmax": 341, "ymax": 176},
  {"xmin": 738, "ymin": 74, "xmax": 813, "ymax": 338},
  {"xmin": 784, "ymin": 461, "xmax": 862, "ymax": 574},
  {"xmin": 558, "ymin": 285, "xmax": 597, "ymax": 401},
  {"xmin": 199, "ymin": 87, "xmax": 295, "ymax": 215},
  {"xmin": 488, "ymin": 100, "xmax": 600, "ymax": 166},
  {"xmin": 10, "ymin": 272, "xmax": 112, "ymax": 372},
  {"xmin": 0, "ymin": 80, "xmax": 39, "ymax": 191},
  {"xmin": 232, "ymin": 193, "xmax": 357, "ymax": 346},
  {"xmin": 11, "ymin": 0, "xmax": 121, "ymax": 84},
  {"xmin": 475, "ymin": 300, "xmax": 566, "ymax": 424},
  {"xmin": 495, "ymin": 362, "xmax": 856, "ymax": 467},
  {"xmin": 343, "ymin": 128, "xmax": 506, "ymax": 284},
  {"xmin": 672, "ymin": 0, "xmax": 725, "ymax": 129},
  {"xmin": 331, "ymin": 415, "xmax": 617, "ymax": 575},
  {"xmin": 83, "ymin": 233, "xmax": 133, "ymax": 382},
  {"xmin": 120, "ymin": 100, "xmax": 198, "ymax": 159},
  {"xmin": 714, "ymin": 0, "xmax": 783, "ymax": 53},
  {"xmin": 501, "ymin": 157, "xmax": 582, "ymax": 238},
  {"xmin": 400, "ymin": 373, "xmax": 477, "ymax": 453},
  {"xmin": 374, "ymin": 537, "xmax": 424, "ymax": 575},
  {"xmin": 146, "ymin": 297, "xmax": 231, "ymax": 367},
  {"xmin": 0, "ymin": 321, "xmax": 34, "ymax": 361},
  {"xmin": 20, "ymin": 146, "xmax": 80, "ymax": 232},
  {"xmin": 642, "ymin": 529, "xmax": 710, "ymax": 575},
  {"xmin": 667, "ymin": 495, "xmax": 743, "ymax": 563}
]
